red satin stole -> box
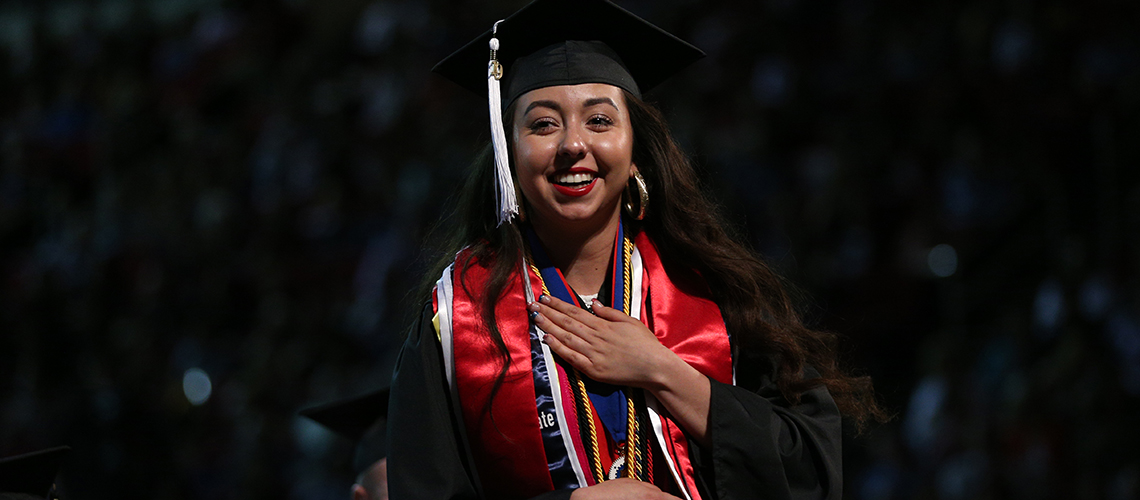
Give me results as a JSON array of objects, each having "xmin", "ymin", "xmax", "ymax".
[{"xmin": 448, "ymin": 234, "xmax": 732, "ymax": 499}]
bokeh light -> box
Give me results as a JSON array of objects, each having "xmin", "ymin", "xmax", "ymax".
[
  {"xmin": 927, "ymin": 244, "xmax": 958, "ymax": 278},
  {"xmin": 182, "ymin": 368, "xmax": 213, "ymax": 406}
]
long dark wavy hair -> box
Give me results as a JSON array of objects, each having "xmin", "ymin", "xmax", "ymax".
[{"xmin": 420, "ymin": 90, "xmax": 886, "ymax": 430}]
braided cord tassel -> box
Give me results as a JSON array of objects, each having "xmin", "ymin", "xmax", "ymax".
[{"xmin": 487, "ymin": 20, "xmax": 518, "ymax": 226}]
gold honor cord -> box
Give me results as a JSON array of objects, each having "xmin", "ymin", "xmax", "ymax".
[
  {"xmin": 620, "ymin": 236, "xmax": 643, "ymax": 480},
  {"xmin": 622, "ymin": 237, "xmax": 633, "ymax": 314},
  {"xmin": 624, "ymin": 395, "xmax": 640, "ymax": 479},
  {"xmin": 576, "ymin": 370, "xmax": 606, "ymax": 483},
  {"xmin": 531, "ymin": 265, "xmax": 552, "ymax": 296}
]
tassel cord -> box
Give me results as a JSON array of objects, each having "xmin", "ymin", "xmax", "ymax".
[{"xmin": 487, "ymin": 21, "xmax": 518, "ymax": 226}]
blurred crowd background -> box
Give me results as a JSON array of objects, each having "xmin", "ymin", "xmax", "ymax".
[{"xmin": 2, "ymin": 0, "xmax": 1138, "ymax": 499}]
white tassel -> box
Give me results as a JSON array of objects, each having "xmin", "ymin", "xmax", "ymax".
[{"xmin": 488, "ymin": 21, "xmax": 517, "ymax": 226}]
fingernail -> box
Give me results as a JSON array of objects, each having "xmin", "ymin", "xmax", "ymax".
[
  {"xmin": 540, "ymin": 334, "xmax": 548, "ymax": 344},
  {"xmin": 528, "ymin": 302, "xmax": 539, "ymax": 312},
  {"xmin": 591, "ymin": 299, "xmax": 602, "ymax": 307},
  {"xmin": 529, "ymin": 310, "xmax": 539, "ymax": 320},
  {"xmin": 539, "ymin": 294, "xmax": 550, "ymax": 304}
]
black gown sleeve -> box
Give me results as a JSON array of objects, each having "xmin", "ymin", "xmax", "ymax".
[
  {"xmin": 701, "ymin": 365, "xmax": 843, "ymax": 500},
  {"xmin": 386, "ymin": 304, "xmax": 574, "ymax": 500},
  {"xmin": 387, "ymin": 304, "xmax": 479, "ymax": 500}
]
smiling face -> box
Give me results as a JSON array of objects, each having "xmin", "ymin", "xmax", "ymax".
[{"xmin": 512, "ymin": 83, "xmax": 635, "ymax": 234}]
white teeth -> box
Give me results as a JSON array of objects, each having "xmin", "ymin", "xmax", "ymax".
[{"xmin": 553, "ymin": 172, "xmax": 595, "ymax": 184}]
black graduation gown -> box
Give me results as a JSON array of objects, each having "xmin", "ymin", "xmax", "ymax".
[{"xmin": 387, "ymin": 304, "xmax": 843, "ymax": 500}]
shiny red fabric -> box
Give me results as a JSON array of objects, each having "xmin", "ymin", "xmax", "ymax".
[
  {"xmin": 634, "ymin": 233, "xmax": 733, "ymax": 384},
  {"xmin": 451, "ymin": 256, "xmax": 553, "ymax": 498},
  {"xmin": 449, "ymin": 234, "xmax": 733, "ymax": 498}
]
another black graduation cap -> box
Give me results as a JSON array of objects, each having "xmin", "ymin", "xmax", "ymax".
[
  {"xmin": 433, "ymin": 0, "xmax": 705, "ymax": 107},
  {"xmin": 300, "ymin": 388, "xmax": 389, "ymax": 476},
  {"xmin": 0, "ymin": 446, "xmax": 70, "ymax": 499}
]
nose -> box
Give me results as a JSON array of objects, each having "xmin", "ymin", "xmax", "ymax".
[{"xmin": 557, "ymin": 123, "xmax": 587, "ymax": 160}]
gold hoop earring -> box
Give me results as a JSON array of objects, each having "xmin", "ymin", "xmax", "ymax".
[{"xmin": 624, "ymin": 171, "xmax": 648, "ymax": 221}]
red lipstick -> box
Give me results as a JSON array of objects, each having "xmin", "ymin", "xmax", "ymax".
[{"xmin": 549, "ymin": 167, "xmax": 598, "ymax": 197}]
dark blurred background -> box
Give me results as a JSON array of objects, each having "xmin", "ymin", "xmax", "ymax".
[{"xmin": 2, "ymin": 0, "xmax": 1138, "ymax": 499}]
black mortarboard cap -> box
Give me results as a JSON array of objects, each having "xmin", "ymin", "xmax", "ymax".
[
  {"xmin": 300, "ymin": 388, "xmax": 389, "ymax": 476},
  {"xmin": 433, "ymin": 0, "xmax": 705, "ymax": 108},
  {"xmin": 0, "ymin": 446, "xmax": 70, "ymax": 499}
]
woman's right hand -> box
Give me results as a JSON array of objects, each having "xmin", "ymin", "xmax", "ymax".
[{"xmin": 568, "ymin": 479, "xmax": 678, "ymax": 500}]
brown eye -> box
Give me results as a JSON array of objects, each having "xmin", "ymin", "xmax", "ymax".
[
  {"xmin": 530, "ymin": 118, "xmax": 556, "ymax": 132},
  {"xmin": 587, "ymin": 115, "xmax": 614, "ymax": 127}
]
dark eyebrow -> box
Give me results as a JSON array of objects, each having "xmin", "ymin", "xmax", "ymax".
[
  {"xmin": 524, "ymin": 100, "xmax": 560, "ymax": 115},
  {"xmin": 584, "ymin": 97, "xmax": 618, "ymax": 110},
  {"xmin": 524, "ymin": 97, "xmax": 619, "ymax": 115}
]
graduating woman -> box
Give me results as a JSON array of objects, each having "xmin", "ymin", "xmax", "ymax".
[{"xmin": 386, "ymin": 1, "xmax": 884, "ymax": 499}]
